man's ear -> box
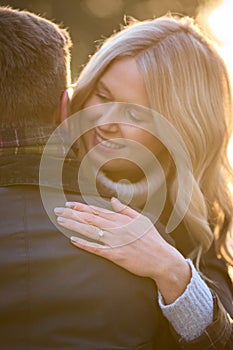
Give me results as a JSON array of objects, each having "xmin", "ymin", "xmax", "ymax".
[
  {"xmin": 53, "ymin": 89, "xmax": 71, "ymax": 128},
  {"xmin": 60, "ymin": 89, "xmax": 72, "ymax": 127}
]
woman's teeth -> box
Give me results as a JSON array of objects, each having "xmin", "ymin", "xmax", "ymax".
[{"xmin": 96, "ymin": 133, "xmax": 123, "ymax": 149}]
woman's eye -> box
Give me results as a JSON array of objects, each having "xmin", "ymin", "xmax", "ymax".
[
  {"xmin": 95, "ymin": 93, "xmax": 110, "ymax": 102},
  {"xmin": 127, "ymin": 110, "xmax": 140, "ymax": 122}
]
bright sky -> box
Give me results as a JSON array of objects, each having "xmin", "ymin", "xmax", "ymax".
[{"xmin": 205, "ymin": 0, "xmax": 233, "ymax": 168}]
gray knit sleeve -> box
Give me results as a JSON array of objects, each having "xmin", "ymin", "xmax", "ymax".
[{"xmin": 158, "ymin": 259, "xmax": 214, "ymax": 341}]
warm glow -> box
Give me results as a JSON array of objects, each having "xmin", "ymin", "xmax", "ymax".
[
  {"xmin": 83, "ymin": 0, "xmax": 123, "ymax": 18},
  {"xmin": 208, "ymin": 0, "xmax": 233, "ymax": 43},
  {"xmin": 201, "ymin": 0, "xmax": 233, "ymax": 272},
  {"xmin": 203, "ymin": 0, "xmax": 233, "ymax": 169}
]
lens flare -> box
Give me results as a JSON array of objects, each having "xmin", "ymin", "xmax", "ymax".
[
  {"xmin": 197, "ymin": 0, "xmax": 233, "ymax": 268},
  {"xmin": 208, "ymin": 0, "xmax": 233, "ymax": 266},
  {"xmin": 198, "ymin": 0, "xmax": 233, "ymax": 169}
]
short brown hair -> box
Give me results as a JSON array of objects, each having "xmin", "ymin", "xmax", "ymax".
[{"xmin": 0, "ymin": 6, "xmax": 72, "ymax": 127}]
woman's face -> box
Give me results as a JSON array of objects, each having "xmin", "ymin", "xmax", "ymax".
[{"xmin": 80, "ymin": 57, "xmax": 164, "ymax": 181}]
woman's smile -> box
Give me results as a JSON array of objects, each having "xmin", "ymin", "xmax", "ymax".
[{"xmin": 94, "ymin": 129, "xmax": 124, "ymax": 150}]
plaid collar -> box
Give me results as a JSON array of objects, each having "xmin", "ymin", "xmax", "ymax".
[{"xmin": 0, "ymin": 126, "xmax": 70, "ymax": 156}]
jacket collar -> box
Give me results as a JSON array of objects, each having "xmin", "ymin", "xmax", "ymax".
[{"xmin": 0, "ymin": 126, "xmax": 80, "ymax": 193}]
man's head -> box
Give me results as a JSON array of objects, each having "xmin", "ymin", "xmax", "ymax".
[{"xmin": 0, "ymin": 6, "xmax": 72, "ymax": 128}]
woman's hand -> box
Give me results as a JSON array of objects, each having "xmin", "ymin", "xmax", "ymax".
[{"xmin": 54, "ymin": 197, "xmax": 191, "ymax": 304}]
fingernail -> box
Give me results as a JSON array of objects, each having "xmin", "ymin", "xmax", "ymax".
[
  {"xmin": 111, "ymin": 197, "xmax": 122, "ymax": 204},
  {"xmin": 65, "ymin": 202, "xmax": 77, "ymax": 208},
  {"xmin": 54, "ymin": 207, "xmax": 65, "ymax": 215},
  {"xmin": 70, "ymin": 236, "xmax": 79, "ymax": 243},
  {"xmin": 57, "ymin": 216, "xmax": 67, "ymax": 223}
]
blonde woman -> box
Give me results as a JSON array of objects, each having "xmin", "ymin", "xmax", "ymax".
[{"xmin": 55, "ymin": 15, "xmax": 233, "ymax": 348}]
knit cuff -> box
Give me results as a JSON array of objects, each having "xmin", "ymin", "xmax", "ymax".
[{"xmin": 158, "ymin": 258, "xmax": 214, "ymax": 341}]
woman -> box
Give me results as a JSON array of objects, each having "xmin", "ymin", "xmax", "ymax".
[{"xmin": 54, "ymin": 15, "xmax": 233, "ymax": 348}]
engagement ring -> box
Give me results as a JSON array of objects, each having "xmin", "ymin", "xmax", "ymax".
[{"xmin": 98, "ymin": 229, "xmax": 105, "ymax": 238}]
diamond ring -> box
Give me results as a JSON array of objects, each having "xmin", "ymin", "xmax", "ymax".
[{"xmin": 98, "ymin": 229, "xmax": 105, "ymax": 239}]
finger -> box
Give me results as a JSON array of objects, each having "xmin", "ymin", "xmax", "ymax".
[
  {"xmin": 54, "ymin": 207, "xmax": 84, "ymax": 221},
  {"xmin": 57, "ymin": 215, "xmax": 140, "ymax": 248},
  {"xmin": 66, "ymin": 201, "xmax": 106, "ymax": 214},
  {"xmin": 65, "ymin": 201, "xmax": 80, "ymax": 208},
  {"xmin": 70, "ymin": 236, "xmax": 111, "ymax": 258},
  {"xmin": 57, "ymin": 216, "xmax": 104, "ymax": 241},
  {"xmin": 55, "ymin": 207, "xmax": 124, "ymax": 230},
  {"xmin": 66, "ymin": 201, "xmax": 124, "ymax": 220},
  {"xmin": 111, "ymin": 197, "xmax": 139, "ymax": 218}
]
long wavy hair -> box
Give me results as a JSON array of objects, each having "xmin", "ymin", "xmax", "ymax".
[{"xmin": 71, "ymin": 15, "xmax": 233, "ymax": 264}]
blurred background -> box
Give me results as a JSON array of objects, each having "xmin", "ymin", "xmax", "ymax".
[{"xmin": 0, "ymin": 0, "xmax": 228, "ymax": 80}]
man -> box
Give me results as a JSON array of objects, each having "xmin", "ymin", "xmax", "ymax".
[{"xmin": 0, "ymin": 7, "xmax": 159, "ymax": 350}]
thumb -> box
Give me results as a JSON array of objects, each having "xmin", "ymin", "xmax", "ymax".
[{"xmin": 111, "ymin": 197, "xmax": 139, "ymax": 218}]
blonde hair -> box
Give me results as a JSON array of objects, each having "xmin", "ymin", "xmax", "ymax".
[{"xmin": 71, "ymin": 15, "xmax": 233, "ymax": 262}]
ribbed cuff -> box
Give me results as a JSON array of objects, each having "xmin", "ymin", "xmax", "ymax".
[{"xmin": 158, "ymin": 259, "xmax": 214, "ymax": 341}]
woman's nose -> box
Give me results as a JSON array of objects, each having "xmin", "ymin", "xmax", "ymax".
[
  {"xmin": 96, "ymin": 104, "xmax": 120, "ymax": 132},
  {"xmin": 97, "ymin": 122, "xmax": 118, "ymax": 133}
]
